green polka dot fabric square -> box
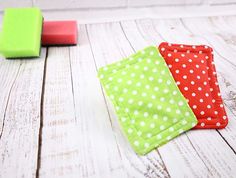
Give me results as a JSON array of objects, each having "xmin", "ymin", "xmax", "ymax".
[{"xmin": 98, "ymin": 46, "xmax": 197, "ymax": 155}]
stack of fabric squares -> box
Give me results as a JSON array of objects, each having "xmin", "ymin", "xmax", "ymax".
[{"xmin": 98, "ymin": 43, "xmax": 228, "ymax": 155}]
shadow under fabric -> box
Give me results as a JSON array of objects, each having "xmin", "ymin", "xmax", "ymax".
[{"xmin": 98, "ymin": 46, "xmax": 197, "ymax": 155}]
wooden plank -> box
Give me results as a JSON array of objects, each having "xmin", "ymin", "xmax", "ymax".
[
  {"xmin": 0, "ymin": 49, "xmax": 46, "ymax": 178},
  {"xmin": 209, "ymin": 16, "xmax": 236, "ymax": 34},
  {"xmin": 37, "ymin": 47, "xmax": 81, "ymax": 178},
  {"xmin": 134, "ymin": 18, "xmax": 236, "ymax": 177},
  {"xmin": 0, "ymin": 59, "xmax": 21, "ymax": 134},
  {"xmin": 208, "ymin": 16, "xmax": 236, "ymax": 52},
  {"xmin": 86, "ymin": 22, "xmax": 170, "ymax": 177},
  {"xmin": 182, "ymin": 17, "xmax": 236, "ymax": 67},
  {"xmin": 34, "ymin": 0, "xmax": 126, "ymax": 10},
  {"xmin": 69, "ymin": 25, "xmax": 128, "ymax": 178},
  {"xmin": 223, "ymin": 15, "xmax": 236, "ymax": 30}
]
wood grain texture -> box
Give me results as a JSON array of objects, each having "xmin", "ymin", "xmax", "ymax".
[
  {"xmin": 0, "ymin": 13, "xmax": 236, "ymax": 178},
  {"xmin": 0, "ymin": 59, "xmax": 21, "ymax": 135},
  {"xmin": 0, "ymin": 49, "xmax": 46, "ymax": 178},
  {"xmin": 38, "ymin": 47, "xmax": 80, "ymax": 178}
]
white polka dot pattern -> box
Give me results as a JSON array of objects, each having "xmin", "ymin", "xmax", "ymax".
[
  {"xmin": 159, "ymin": 42, "xmax": 228, "ymax": 129},
  {"xmin": 98, "ymin": 46, "xmax": 197, "ymax": 155}
]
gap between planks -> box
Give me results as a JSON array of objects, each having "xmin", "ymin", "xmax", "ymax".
[
  {"xmin": 36, "ymin": 47, "xmax": 49, "ymax": 178},
  {"xmin": 0, "ymin": 62, "xmax": 21, "ymax": 139}
]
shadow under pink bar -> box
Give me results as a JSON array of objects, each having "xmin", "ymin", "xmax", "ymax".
[{"xmin": 42, "ymin": 21, "xmax": 78, "ymax": 46}]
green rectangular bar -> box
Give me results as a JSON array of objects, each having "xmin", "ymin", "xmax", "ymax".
[{"xmin": 0, "ymin": 8, "xmax": 43, "ymax": 58}]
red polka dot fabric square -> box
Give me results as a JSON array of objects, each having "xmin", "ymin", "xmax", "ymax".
[{"xmin": 158, "ymin": 42, "xmax": 228, "ymax": 129}]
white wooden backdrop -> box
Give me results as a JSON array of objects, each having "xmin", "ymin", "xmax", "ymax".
[{"xmin": 0, "ymin": 0, "xmax": 236, "ymax": 11}]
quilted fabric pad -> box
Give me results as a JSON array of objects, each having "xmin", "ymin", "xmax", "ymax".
[
  {"xmin": 98, "ymin": 46, "xmax": 197, "ymax": 155},
  {"xmin": 158, "ymin": 42, "xmax": 228, "ymax": 129}
]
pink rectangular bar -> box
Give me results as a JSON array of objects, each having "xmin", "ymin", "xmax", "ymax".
[{"xmin": 42, "ymin": 21, "xmax": 77, "ymax": 45}]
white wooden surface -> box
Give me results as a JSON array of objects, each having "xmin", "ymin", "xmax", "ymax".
[{"xmin": 0, "ymin": 14, "xmax": 236, "ymax": 178}]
